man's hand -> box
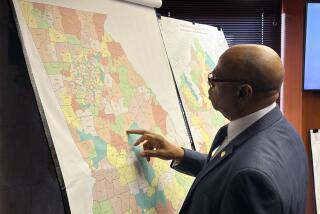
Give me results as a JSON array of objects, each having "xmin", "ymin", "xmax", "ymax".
[{"xmin": 126, "ymin": 130, "xmax": 184, "ymax": 162}]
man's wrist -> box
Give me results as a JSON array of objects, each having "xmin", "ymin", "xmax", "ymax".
[{"xmin": 175, "ymin": 147, "xmax": 185, "ymax": 163}]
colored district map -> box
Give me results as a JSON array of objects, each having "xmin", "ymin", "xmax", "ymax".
[
  {"xmin": 179, "ymin": 39, "xmax": 227, "ymax": 152},
  {"xmin": 159, "ymin": 17, "xmax": 229, "ymax": 153},
  {"xmin": 19, "ymin": 1, "xmax": 192, "ymax": 213}
]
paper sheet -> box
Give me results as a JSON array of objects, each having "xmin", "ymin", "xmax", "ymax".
[{"xmin": 11, "ymin": 0, "xmax": 192, "ymax": 213}]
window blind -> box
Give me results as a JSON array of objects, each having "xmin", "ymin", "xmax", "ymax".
[{"xmin": 157, "ymin": 0, "xmax": 281, "ymax": 53}]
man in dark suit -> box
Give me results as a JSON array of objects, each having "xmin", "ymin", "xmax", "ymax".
[{"xmin": 127, "ymin": 44, "xmax": 308, "ymax": 214}]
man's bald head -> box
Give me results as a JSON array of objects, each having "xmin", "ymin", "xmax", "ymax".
[
  {"xmin": 217, "ymin": 44, "xmax": 284, "ymax": 96},
  {"xmin": 209, "ymin": 45, "xmax": 284, "ymax": 120}
]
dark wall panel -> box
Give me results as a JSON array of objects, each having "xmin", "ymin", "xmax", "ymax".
[{"xmin": 157, "ymin": 0, "xmax": 281, "ymax": 53}]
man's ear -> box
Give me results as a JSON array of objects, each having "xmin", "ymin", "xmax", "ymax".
[{"xmin": 238, "ymin": 84, "xmax": 253, "ymax": 101}]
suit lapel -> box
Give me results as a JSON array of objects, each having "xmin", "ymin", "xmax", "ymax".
[
  {"xmin": 180, "ymin": 107, "xmax": 283, "ymax": 211},
  {"xmin": 206, "ymin": 125, "xmax": 228, "ymax": 162}
]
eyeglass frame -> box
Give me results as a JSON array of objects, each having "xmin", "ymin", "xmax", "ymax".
[{"xmin": 208, "ymin": 72, "xmax": 258, "ymax": 90}]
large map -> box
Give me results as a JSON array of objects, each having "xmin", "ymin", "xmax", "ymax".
[
  {"xmin": 13, "ymin": 0, "xmax": 193, "ymax": 213},
  {"xmin": 159, "ymin": 17, "xmax": 229, "ymax": 152}
]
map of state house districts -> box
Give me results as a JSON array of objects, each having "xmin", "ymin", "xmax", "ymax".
[
  {"xmin": 16, "ymin": 1, "xmax": 193, "ymax": 213},
  {"xmin": 159, "ymin": 17, "xmax": 229, "ymax": 153}
]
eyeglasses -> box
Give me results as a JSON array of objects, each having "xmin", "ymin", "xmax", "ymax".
[{"xmin": 208, "ymin": 72, "xmax": 251, "ymax": 88}]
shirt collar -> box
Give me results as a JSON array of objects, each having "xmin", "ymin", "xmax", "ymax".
[{"xmin": 227, "ymin": 102, "xmax": 277, "ymax": 142}]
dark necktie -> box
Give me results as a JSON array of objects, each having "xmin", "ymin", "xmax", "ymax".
[{"xmin": 207, "ymin": 125, "xmax": 228, "ymax": 162}]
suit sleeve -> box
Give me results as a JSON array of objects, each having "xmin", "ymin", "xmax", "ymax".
[
  {"xmin": 170, "ymin": 148, "xmax": 207, "ymax": 177},
  {"xmin": 221, "ymin": 169, "xmax": 283, "ymax": 214}
]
